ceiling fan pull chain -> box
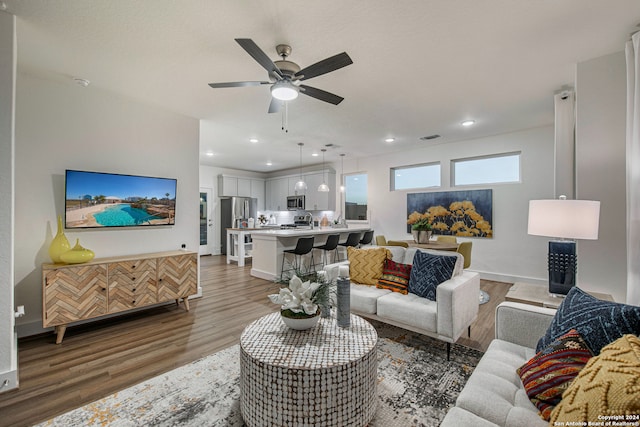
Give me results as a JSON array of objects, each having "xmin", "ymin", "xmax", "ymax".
[{"xmin": 281, "ymin": 101, "xmax": 289, "ymax": 133}]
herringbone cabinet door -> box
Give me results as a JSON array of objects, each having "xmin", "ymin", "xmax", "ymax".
[
  {"xmin": 157, "ymin": 253, "xmax": 197, "ymax": 301},
  {"xmin": 43, "ymin": 265, "xmax": 108, "ymax": 327},
  {"xmin": 108, "ymin": 271, "xmax": 157, "ymax": 313}
]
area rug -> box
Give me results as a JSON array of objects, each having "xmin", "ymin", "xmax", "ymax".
[{"xmin": 37, "ymin": 321, "xmax": 483, "ymax": 427}]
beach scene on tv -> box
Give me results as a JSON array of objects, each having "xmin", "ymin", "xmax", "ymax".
[{"xmin": 65, "ymin": 171, "xmax": 176, "ymax": 228}]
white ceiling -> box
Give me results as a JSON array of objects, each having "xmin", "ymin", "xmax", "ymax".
[{"xmin": 5, "ymin": 0, "xmax": 640, "ymax": 172}]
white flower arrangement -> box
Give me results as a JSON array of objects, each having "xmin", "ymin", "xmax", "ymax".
[{"xmin": 269, "ymin": 273, "xmax": 334, "ymax": 318}]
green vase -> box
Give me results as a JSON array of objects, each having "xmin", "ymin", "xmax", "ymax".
[
  {"xmin": 49, "ymin": 215, "xmax": 70, "ymax": 263},
  {"xmin": 60, "ymin": 238, "xmax": 95, "ymax": 264}
]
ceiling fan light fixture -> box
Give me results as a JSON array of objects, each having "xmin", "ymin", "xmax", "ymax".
[{"xmin": 271, "ymin": 80, "xmax": 299, "ymax": 101}]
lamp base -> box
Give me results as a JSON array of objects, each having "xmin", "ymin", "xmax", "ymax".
[{"xmin": 548, "ymin": 240, "xmax": 576, "ymax": 295}]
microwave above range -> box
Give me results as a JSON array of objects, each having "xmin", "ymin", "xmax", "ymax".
[{"xmin": 286, "ymin": 195, "xmax": 305, "ymax": 210}]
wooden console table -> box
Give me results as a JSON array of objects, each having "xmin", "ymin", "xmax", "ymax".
[
  {"xmin": 42, "ymin": 250, "xmax": 198, "ymax": 344},
  {"xmin": 505, "ymin": 281, "xmax": 614, "ymax": 309}
]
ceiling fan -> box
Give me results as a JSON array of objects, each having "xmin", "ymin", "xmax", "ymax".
[{"xmin": 208, "ymin": 39, "xmax": 353, "ymax": 113}]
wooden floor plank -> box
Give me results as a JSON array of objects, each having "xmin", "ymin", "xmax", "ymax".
[{"xmin": 0, "ymin": 255, "xmax": 511, "ymax": 427}]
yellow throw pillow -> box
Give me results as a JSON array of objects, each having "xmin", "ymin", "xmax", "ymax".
[
  {"xmin": 549, "ymin": 334, "xmax": 640, "ymax": 424},
  {"xmin": 347, "ymin": 247, "xmax": 391, "ymax": 286}
]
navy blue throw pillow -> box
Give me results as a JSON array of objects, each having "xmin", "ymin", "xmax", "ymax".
[
  {"xmin": 536, "ymin": 287, "xmax": 640, "ymax": 354},
  {"xmin": 408, "ymin": 250, "xmax": 457, "ymax": 301}
]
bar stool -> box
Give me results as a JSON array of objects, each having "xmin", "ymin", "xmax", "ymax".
[
  {"xmin": 280, "ymin": 236, "xmax": 315, "ymax": 281},
  {"xmin": 338, "ymin": 232, "xmax": 362, "ymax": 261},
  {"xmin": 359, "ymin": 230, "xmax": 374, "ymax": 247},
  {"xmin": 313, "ymin": 234, "xmax": 340, "ymax": 268}
]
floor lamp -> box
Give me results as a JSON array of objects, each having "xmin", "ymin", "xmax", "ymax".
[{"xmin": 527, "ymin": 197, "xmax": 600, "ymax": 296}]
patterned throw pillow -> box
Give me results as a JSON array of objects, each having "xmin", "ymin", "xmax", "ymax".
[
  {"xmin": 347, "ymin": 247, "xmax": 391, "ymax": 286},
  {"xmin": 549, "ymin": 334, "xmax": 640, "ymax": 424},
  {"xmin": 536, "ymin": 287, "xmax": 640, "ymax": 355},
  {"xmin": 407, "ymin": 250, "xmax": 457, "ymax": 301},
  {"xmin": 517, "ymin": 329, "xmax": 593, "ymax": 420},
  {"xmin": 376, "ymin": 258, "xmax": 412, "ymax": 294}
]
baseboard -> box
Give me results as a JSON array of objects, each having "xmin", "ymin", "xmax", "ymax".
[
  {"xmin": 250, "ymin": 268, "xmax": 276, "ymax": 281},
  {"xmin": 0, "ymin": 333, "xmax": 19, "ymax": 393}
]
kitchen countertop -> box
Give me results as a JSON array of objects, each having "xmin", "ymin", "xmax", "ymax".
[{"xmin": 250, "ymin": 225, "xmax": 370, "ymax": 237}]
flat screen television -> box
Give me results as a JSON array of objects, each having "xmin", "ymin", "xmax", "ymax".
[{"xmin": 65, "ymin": 170, "xmax": 177, "ymax": 229}]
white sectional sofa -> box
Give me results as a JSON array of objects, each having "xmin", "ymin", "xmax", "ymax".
[
  {"xmin": 440, "ymin": 302, "xmax": 556, "ymax": 427},
  {"xmin": 323, "ymin": 246, "xmax": 480, "ymax": 359}
]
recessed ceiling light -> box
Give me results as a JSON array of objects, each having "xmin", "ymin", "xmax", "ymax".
[
  {"xmin": 312, "ymin": 153, "xmax": 319, "ymax": 157},
  {"xmin": 205, "ymin": 151, "xmax": 214, "ymax": 157},
  {"xmin": 385, "ymin": 138, "xmax": 395, "ymax": 143},
  {"xmin": 249, "ymin": 138, "xmax": 259, "ymax": 143},
  {"xmin": 461, "ymin": 120, "xmax": 476, "ymax": 127},
  {"xmin": 266, "ymin": 161, "xmax": 272, "ymax": 166}
]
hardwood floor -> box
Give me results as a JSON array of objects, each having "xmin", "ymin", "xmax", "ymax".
[{"xmin": 0, "ymin": 255, "xmax": 512, "ymax": 427}]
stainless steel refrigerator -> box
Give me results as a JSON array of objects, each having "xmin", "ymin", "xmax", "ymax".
[{"xmin": 220, "ymin": 197, "xmax": 257, "ymax": 255}]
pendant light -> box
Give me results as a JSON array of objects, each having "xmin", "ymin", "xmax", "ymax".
[
  {"xmin": 294, "ymin": 143, "xmax": 307, "ymax": 192},
  {"xmin": 339, "ymin": 153, "xmax": 345, "ymax": 192},
  {"xmin": 318, "ymin": 149, "xmax": 330, "ymax": 192}
]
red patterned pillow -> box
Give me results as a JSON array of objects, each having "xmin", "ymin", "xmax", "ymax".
[
  {"xmin": 376, "ymin": 258, "xmax": 411, "ymax": 294},
  {"xmin": 517, "ymin": 329, "xmax": 593, "ymax": 420}
]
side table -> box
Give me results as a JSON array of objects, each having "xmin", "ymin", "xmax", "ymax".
[
  {"xmin": 239, "ymin": 312, "xmax": 378, "ymax": 427},
  {"xmin": 505, "ymin": 282, "xmax": 614, "ymax": 309}
]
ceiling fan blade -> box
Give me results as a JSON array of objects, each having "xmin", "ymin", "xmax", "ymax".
[
  {"xmin": 293, "ymin": 52, "xmax": 353, "ymax": 81},
  {"xmin": 235, "ymin": 38, "xmax": 283, "ymax": 79},
  {"xmin": 208, "ymin": 81, "xmax": 270, "ymax": 88},
  {"xmin": 299, "ymin": 85, "xmax": 344, "ymax": 105},
  {"xmin": 268, "ymin": 97, "xmax": 282, "ymax": 114}
]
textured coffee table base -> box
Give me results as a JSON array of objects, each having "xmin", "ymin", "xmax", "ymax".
[{"xmin": 240, "ymin": 313, "xmax": 378, "ymax": 427}]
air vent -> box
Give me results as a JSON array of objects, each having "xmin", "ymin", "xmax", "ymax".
[{"xmin": 419, "ymin": 134, "xmax": 441, "ymax": 141}]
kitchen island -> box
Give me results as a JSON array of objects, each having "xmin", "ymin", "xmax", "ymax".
[{"xmin": 250, "ymin": 225, "xmax": 372, "ymax": 280}]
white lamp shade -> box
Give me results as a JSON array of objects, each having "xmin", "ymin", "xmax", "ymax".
[
  {"xmin": 318, "ymin": 182, "xmax": 330, "ymax": 192},
  {"xmin": 528, "ymin": 199, "xmax": 600, "ymax": 240},
  {"xmin": 294, "ymin": 179, "xmax": 307, "ymax": 191},
  {"xmin": 271, "ymin": 81, "xmax": 299, "ymax": 101}
]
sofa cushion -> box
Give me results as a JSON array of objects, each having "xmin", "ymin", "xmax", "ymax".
[
  {"xmin": 407, "ymin": 250, "xmax": 457, "ymax": 301},
  {"xmin": 376, "ymin": 292, "xmax": 437, "ymax": 332},
  {"xmin": 376, "ymin": 258, "xmax": 411, "ymax": 294},
  {"xmin": 350, "ymin": 283, "xmax": 391, "ymax": 314},
  {"xmin": 347, "ymin": 246, "xmax": 391, "ymax": 285},
  {"xmin": 402, "ymin": 247, "xmax": 463, "ymax": 276},
  {"xmin": 517, "ymin": 329, "xmax": 593, "ymax": 420},
  {"xmin": 536, "ymin": 287, "xmax": 640, "ymax": 355},
  {"xmin": 455, "ymin": 339, "xmax": 546, "ymax": 427},
  {"xmin": 549, "ymin": 334, "xmax": 640, "ymax": 424}
]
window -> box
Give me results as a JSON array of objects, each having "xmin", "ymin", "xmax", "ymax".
[
  {"xmin": 344, "ymin": 173, "xmax": 368, "ymax": 220},
  {"xmin": 453, "ymin": 152, "xmax": 521, "ymax": 186},
  {"xmin": 392, "ymin": 163, "xmax": 440, "ymax": 190}
]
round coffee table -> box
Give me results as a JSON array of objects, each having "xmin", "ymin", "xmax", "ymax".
[{"xmin": 239, "ymin": 312, "xmax": 378, "ymax": 427}]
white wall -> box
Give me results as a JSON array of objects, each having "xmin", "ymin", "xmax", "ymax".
[
  {"xmin": 331, "ymin": 126, "xmax": 556, "ymax": 284},
  {"xmin": 576, "ymin": 51, "xmax": 628, "ymax": 303},
  {"xmin": 14, "ymin": 72, "xmax": 200, "ymax": 337},
  {"xmin": 0, "ymin": 11, "xmax": 18, "ymax": 393}
]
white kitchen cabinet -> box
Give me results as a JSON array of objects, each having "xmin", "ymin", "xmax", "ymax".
[
  {"xmin": 237, "ymin": 178, "xmax": 251, "ymax": 197},
  {"xmin": 251, "ymin": 179, "xmax": 265, "ymax": 210},
  {"xmin": 266, "ymin": 172, "xmax": 336, "ymax": 211},
  {"xmin": 218, "ymin": 175, "xmax": 238, "ymax": 197},
  {"xmin": 266, "ymin": 177, "xmax": 289, "ymax": 211}
]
